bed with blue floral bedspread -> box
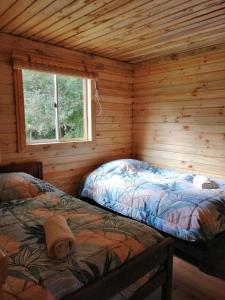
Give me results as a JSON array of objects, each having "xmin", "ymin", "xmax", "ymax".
[{"xmin": 81, "ymin": 159, "xmax": 225, "ymax": 242}]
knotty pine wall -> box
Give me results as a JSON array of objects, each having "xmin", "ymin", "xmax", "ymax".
[
  {"xmin": 0, "ymin": 33, "xmax": 132, "ymax": 194},
  {"xmin": 133, "ymin": 45, "xmax": 225, "ymax": 178}
]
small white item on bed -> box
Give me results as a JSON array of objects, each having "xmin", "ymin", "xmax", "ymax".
[
  {"xmin": 193, "ymin": 175, "xmax": 219, "ymax": 189},
  {"xmin": 44, "ymin": 215, "xmax": 75, "ymax": 259}
]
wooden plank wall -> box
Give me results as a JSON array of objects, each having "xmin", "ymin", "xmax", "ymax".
[
  {"xmin": 0, "ymin": 33, "xmax": 133, "ymax": 194},
  {"xmin": 133, "ymin": 45, "xmax": 225, "ymax": 178}
]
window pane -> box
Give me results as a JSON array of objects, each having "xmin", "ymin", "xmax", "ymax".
[
  {"xmin": 57, "ymin": 74, "xmax": 84, "ymax": 139},
  {"xmin": 22, "ymin": 70, "xmax": 55, "ymax": 143}
]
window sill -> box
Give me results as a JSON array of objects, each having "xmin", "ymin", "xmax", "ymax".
[{"xmin": 19, "ymin": 139, "xmax": 96, "ymax": 152}]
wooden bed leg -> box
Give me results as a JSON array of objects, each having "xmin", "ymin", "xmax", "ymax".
[
  {"xmin": 0, "ymin": 249, "xmax": 8, "ymax": 300},
  {"xmin": 161, "ymin": 245, "xmax": 173, "ymax": 300}
]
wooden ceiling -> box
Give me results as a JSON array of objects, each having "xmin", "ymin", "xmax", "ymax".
[{"xmin": 0, "ymin": 0, "xmax": 225, "ymax": 63}]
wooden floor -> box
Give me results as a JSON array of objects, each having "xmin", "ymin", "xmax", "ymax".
[{"xmin": 146, "ymin": 257, "xmax": 225, "ymax": 300}]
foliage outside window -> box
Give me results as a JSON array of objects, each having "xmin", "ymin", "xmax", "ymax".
[{"xmin": 21, "ymin": 69, "xmax": 93, "ymax": 145}]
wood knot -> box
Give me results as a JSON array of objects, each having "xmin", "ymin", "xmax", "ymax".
[{"xmin": 170, "ymin": 54, "xmax": 178, "ymax": 61}]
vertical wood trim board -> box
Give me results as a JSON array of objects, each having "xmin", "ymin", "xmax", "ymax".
[
  {"xmin": 132, "ymin": 46, "xmax": 225, "ymax": 178},
  {"xmin": 0, "ymin": 33, "xmax": 133, "ymax": 194}
]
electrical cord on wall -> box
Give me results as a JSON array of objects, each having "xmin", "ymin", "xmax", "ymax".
[{"xmin": 94, "ymin": 81, "xmax": 102, "ymax": 116}]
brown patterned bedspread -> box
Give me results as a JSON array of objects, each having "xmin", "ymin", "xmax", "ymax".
[{"xmin": 0, "ymin": 173, "xmax": 163, "ymax": 300}]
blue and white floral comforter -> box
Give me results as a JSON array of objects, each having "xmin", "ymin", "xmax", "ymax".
[{"xmin": 81, "ymin": 159, "xmax": 225, "ymax": 242}]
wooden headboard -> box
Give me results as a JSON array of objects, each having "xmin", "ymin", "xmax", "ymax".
[{"xmin": 0, "ymin": 162, "xmax": 43, "ymax": 179}]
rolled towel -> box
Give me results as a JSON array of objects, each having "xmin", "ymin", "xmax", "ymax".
[
  {"xmin": 44, "ymin": 216, "xmax": 75, "ymax": 259},
  {"xmin": 193, "ymin": 175, "xmax": 219, "ymax": 189}
]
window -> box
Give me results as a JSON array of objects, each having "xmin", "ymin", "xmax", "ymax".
[
  {"xmin": 12, "ymin": 51, "xmax": 96, "ymax": 151},
  {"xmin": 22, "ymin": 69, "xmax": 92, "ymax": 144},
  {"xmin": 14, "ymin": 67, "xmax": 95, "ymax": 151}
]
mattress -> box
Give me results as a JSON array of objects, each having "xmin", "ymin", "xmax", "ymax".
[
  {"xmin": 0, "ymin": 172, "xmax": 163, "ymax": 300},
  {"xmin": 81, "ymin": 159, "xmax": 225, "ymax": 242}
]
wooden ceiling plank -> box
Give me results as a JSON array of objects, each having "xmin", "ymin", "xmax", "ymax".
[
  {"xmin": 89, "ymin": 7, "xmax": 224, "ymax": 59},
  {"xmin": 101, "ymin": 10, "xmax": 225, "ymax": 59},
  {"xmin": 159, "ymin": 14, "xmax": 225, "ymax": 42},
  {"xmin": 30, "ymin": 0, "xmax": 117, "ymax": 41},
  {"xmin": 44, "ymin": 0, "xmax": 134, "ymax": 44},
  {"xmin": 87, "ymin": 28, "xmax": 225, "ymax": 61},
  {"xmin": 0, "ymin": 0, "xmax": 225, "ymax": 63},
  {"xmin": 50, "ymin": 0, "xmax": 164, "ymax": 45},
  {"xmin": 111, "ymin": 17, "xmax": 225, "ymax": 60},
  {"xmin": 126, "ymin": 30, "xmax": 225, "ymax": 62},
  {"xmin": 150, "ymin": 4, "xmax": 225, "ymax": 41},
  {"xmin": 69, "ymin": 0, "xmax": 214, "ymax": 52},
  {"xmin": 71, "ymin": 0, "xmax": 211, "ymax": 54},
  {"xmin": 1, "ymin": 0, "xmax": 56, "ymax": 33},
  {"xmin": 77, "ymin": 0, "xmax": 223, "ymax": 53},
  {"xmin": 0, "ymin": 1, "xmax": 17, "ymax": 17},
  {"xmin": 85, "ymin": 0, "xmax": 225, "ymax": 56},
  {"xmin": 0, "ymin": 0, "xmax": 37, "ymax": 30},
  {"xmin": 11, "ymin": 0, "xmax": 75, "ymax": 36},
  {"xmin": 119, "ymin": 32, "xmax": 225, "ymax": 63},
  {"xmin": 62, "ymin": 0, "xmax": 181, "ymax": 48},
  {"xmin": 16, "ymin": 0, "xmax": 85, "ymax": 37}
]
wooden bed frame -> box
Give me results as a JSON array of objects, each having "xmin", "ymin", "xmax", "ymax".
[
  {"xmin": 172, "ymin": 230, "xmax": 225, "ymax": 277},
  {"xmin": 0, "ymin": 161, "xmax": 43, "ymax": 179},
  {"xmin": 0, "ymin": 161, "xmax": 174, "ymax": 300}
]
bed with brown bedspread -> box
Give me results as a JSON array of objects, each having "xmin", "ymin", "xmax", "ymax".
[{"xmin": 0, "ymin": 162, "xmax": 173, "ymax": 300}]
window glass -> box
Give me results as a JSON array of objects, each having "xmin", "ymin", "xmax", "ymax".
[
  {"xmin": 22, "ymin": 69, "xmax": 91, "ymax": 144},
  {"xmin": 23, "ymin": 70, "xmax": 55, "ymax": 143},
  {"xmin": 57, "ymin": 74, "xmax": 84, "ymax": 139}
]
